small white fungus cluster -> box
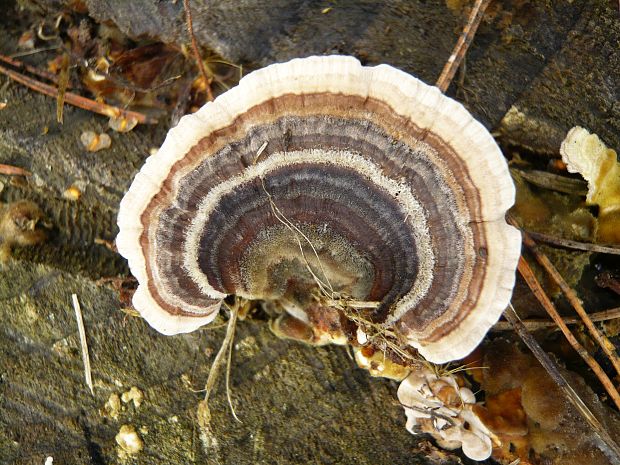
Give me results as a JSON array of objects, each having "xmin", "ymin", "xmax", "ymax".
[{"xmin": 397, "ymin": 368, "xmax": 494, "ymax": 461}]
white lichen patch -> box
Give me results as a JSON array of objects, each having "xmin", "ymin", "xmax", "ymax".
[
  {"xmin": 51, "ymin": 338, "xmax": 72, "ymax": 357},
  {"xmin": 18, "ymin": 294, "xmax": 40, "ymax": 324},
  {"xmin": 234, "ymin": 335, "xmax": 259, "ymax": 358}
]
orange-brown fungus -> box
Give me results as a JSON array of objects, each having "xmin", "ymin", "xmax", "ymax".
[{"xmin": 477, "ymin": 339, "xmax": 620, "ymax": 465}]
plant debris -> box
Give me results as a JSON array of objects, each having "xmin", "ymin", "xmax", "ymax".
[
  {"xmin": 80, "ymin": 130, "xmax": 111, "ymax": 151},
  {"xmin": 0, "ymin": 200, "xmax": 48, "ymax": 262}
]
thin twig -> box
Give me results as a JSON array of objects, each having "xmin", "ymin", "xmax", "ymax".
[
  {"xmin": 0, "ymin": 63, "xmax": 156, "ymax": 124},
  {"xmin": 436, "ymin": 0, "xmax": 492, "ymax": 92},
  {"xmin": 493, "ymin": 306, "xmax": 620, "ymax": 331},
  {"xmin": 183, "ymin": 0, "xmax": 214, "ymax": 102},
  {"xmin": 504, "ymin": 305, "xmax": 620, "ymax": 464},
  {"xmin": 71, "ymin": 294, "xmax": 94, "ymax": 396},
  {"xmin": 324, "ymin": 298, "xmax": 381, "ymax": 309},
  {"xmin": 514, "ymin": 255, "xmax": 620, "ymax": 410},
  {"xmin": 0, "ymin": 53, "xmax": 65, "ymax": 86},
  {"xmin": 225, "ymin": 320, "xmax": 241, "ymax": 423},
  {"xmin": 510, "ymin": 216, "xmax": 620, "ymax": 378},
  {"xmin": 524, "ymin": 230, "xmax": 620, "ymax": 255},
  {"xmin": 0, "ymin": 164, "xmax": 31, "ymax": 176}
]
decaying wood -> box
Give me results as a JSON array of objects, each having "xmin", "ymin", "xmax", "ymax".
[{"xmin": 2, "ymin": 2, "xmax": 620, "ymax": 464}]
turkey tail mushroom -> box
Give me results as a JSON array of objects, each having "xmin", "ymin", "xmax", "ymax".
[{"xmin": 117, "ymin": 55, "xmax": 520, "ymax": 364}]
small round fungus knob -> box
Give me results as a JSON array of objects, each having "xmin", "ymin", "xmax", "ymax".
[{"xmin": 117, "ymin": 55, "xmax": 520, "ymax": 363}]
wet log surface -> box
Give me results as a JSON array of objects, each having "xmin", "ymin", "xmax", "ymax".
[{"xmin": 1, "ymin": 0, "xmax": 620, "ymax": 464}]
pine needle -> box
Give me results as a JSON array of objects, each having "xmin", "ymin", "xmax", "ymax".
[{"xmin": 71, "ymin": 293, "xmax": 94, "ymax": 395}]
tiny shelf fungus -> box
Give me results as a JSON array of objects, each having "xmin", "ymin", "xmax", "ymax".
[{"xmin": 117, "ymin": 55, "xmax": 520, "ymax": 365}]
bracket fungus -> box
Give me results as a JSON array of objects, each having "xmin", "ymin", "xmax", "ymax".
[
  {"xmin": 560, "ymin": 126, "xmax": 620, "ymax": 243},
  {"xmin": 117, "ymin": 55, "xmax": 520, "ymax": 365}
]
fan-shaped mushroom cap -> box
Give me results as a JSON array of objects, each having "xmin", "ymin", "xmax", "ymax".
[{"xmin": 117, "ymin": 55, "xmax": 520, "ymax": 363}]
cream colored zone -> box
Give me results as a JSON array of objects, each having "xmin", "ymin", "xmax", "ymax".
[
  {"xmin": 183, "ymin": 149, "xmax": 435, "ymax": 311},
  {"xmin": 116, "ymin": 56, "xmax": 519, "ymax": 359}
]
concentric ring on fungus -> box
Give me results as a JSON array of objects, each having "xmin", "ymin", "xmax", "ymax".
[{"xmin": 117, "ymin": 55, "xmax": 521, "ymax": 364}]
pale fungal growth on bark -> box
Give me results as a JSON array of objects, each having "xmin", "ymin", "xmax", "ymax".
[
  {"xmin": 397, "ymin": 368, "xmax": 495, "ymax": 461},
  {"xmin": 117, "ymin": 55, "xmax": 520, "ymax": 365},
  {"xmin": 353, "ymin": 345, "xmax": 411, "ymax": 380},
  {"xmin": 103, "ymin": 393, "xmax": 122, "ymax": 420},
  {"xmin": 560, "ymin": 126, "xmax": 620, "ymax": 243}
]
